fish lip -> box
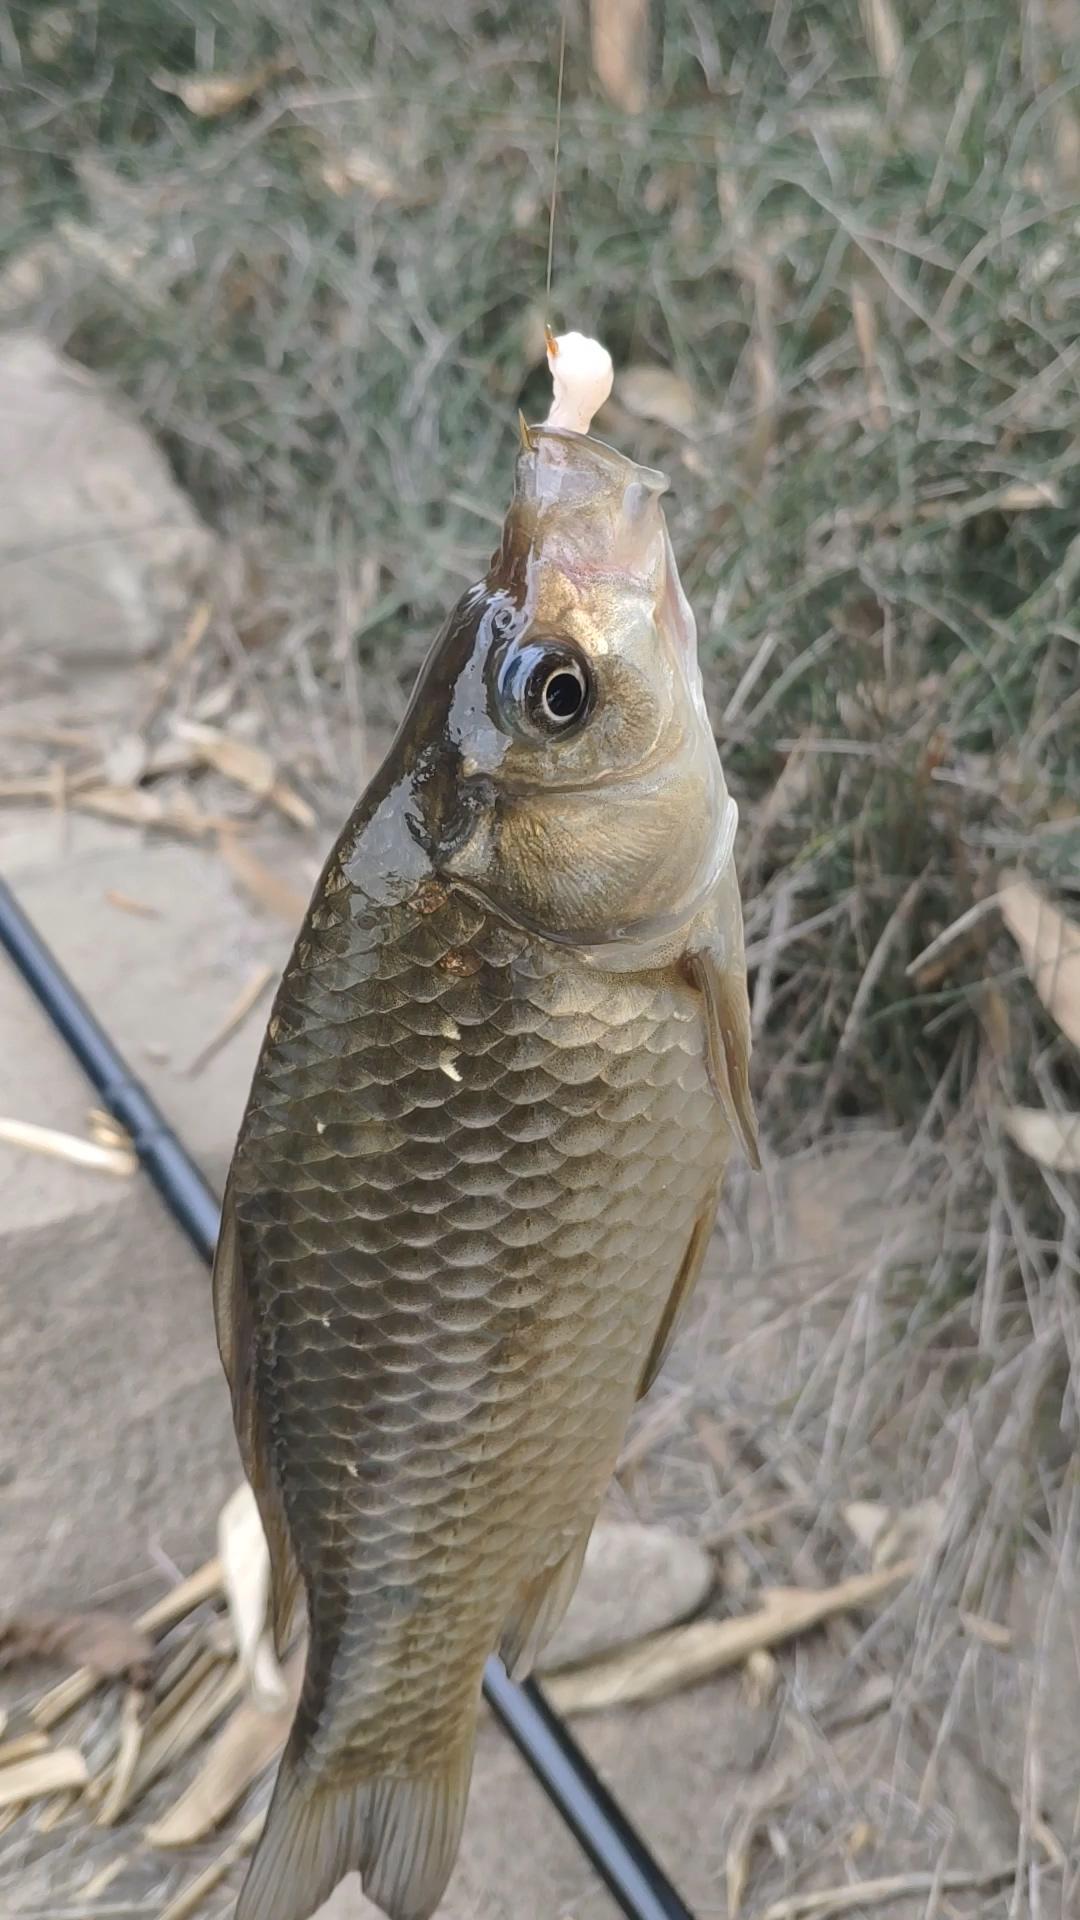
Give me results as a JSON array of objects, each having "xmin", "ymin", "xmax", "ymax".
[{"xmin": 521, "ymin": 424, "xmax": 669, "ymax": 496}]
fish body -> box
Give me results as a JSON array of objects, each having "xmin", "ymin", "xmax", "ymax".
[{"xmin": 215, "ymin": 426, "xmax": 756, "ymax": 1920}]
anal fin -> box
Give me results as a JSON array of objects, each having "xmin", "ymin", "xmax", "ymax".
[{"xmin": 499, "ymin": 1527, "xmax": 593, "ymax": 1681}]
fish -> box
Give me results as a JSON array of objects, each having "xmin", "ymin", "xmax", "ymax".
[{"xmin": 213, "ymin": 417, "xmax": 758, "ymax": 1920}]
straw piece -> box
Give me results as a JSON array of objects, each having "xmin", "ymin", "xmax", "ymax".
[
  {"xmin": 0, "ymin": 1749, "xmax": 88, "ymax": 1807},
  {"xmin": 94, "ymin": 1687, "xmax": 147, "ymax": 1827},
  {"xmin": 146, "ymin": 1651, "xmax": 301, "ymax": 1847},
  {"xmin": 185, "ymin": 964, "xmax": 274, "ymax": 1077},
  {"xmin": 157, "ymin": 1811, "xmax": 264, "ymax": 1920},
  {"xmin": 0, "ymin": 1117, "xmax": 135, "ymax": 1176},
  {"xmin": 0, "ymin": 1732, "xmax": 49, "ymax": 1765},
  {"xmin": 32, "ymin": 1558, "xmax": 223, "ymax": 1731},
  {"xmin": 545, "ymin": 1563, "xmax": 915, "ymax": 1713},
  {"xmin": 218, "ymin": 831, "xmax": 308, "ymax": 925},
  {"xmin": 121, "ymin": 1667, "xmax": 242, "ymax": 1814}
]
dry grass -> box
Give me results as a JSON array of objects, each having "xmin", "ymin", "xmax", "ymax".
[{"xmin": 2, "ymin": 0, "xmax": 1080, "ymax": 1915}]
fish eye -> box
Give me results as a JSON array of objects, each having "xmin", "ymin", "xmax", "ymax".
[{"xmin": 495, "ymin": 639, "xmax": 596, "ymax": 742}]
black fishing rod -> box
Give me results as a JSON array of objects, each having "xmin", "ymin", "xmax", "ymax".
[{"xmin": 0, "ymin": 874, "xmax": 695, "ymax": 1920}]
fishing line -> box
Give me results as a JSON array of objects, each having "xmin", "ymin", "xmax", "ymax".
[{"xmin": 544, "ymin": 0, "xmax": 569, "ymax": 320}]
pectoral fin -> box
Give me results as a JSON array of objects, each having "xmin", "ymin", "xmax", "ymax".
[
  {"xmin": 685, "ymin": 950, "xmax": 761, "ymax": 1170},
  {"xmin": 637, "ymin": 1194, "xmax": 718, "ymax": 1401},
  {"xmin": 213, "ymin": 1184, "xmax": 302, "ymax": 1655}
]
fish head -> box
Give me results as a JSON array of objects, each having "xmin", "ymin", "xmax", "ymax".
[{"xmin": 388, "ymin": 427, "xmax": 734, "ymax": 956}]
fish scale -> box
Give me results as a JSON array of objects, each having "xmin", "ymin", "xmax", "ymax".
[{"xmin": 229, "ymin": 874, "xmax": 722, "ymax": 1780}]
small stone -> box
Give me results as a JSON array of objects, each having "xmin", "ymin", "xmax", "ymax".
[
  {"xmin": 0, "ymin": 332, "xmax": 215, "ymax": 664},
  {"xmin": 539, "ymin": 1521, "xmax": 713, "ymax": 1671}
]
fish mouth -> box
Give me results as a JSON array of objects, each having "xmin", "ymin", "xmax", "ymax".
[
  {"xmin": 489, "ymin": 429, "xmax": 670, "ymax": 600},
  {"xmin": 511, "ymin": 427, "xmax": 669, "ymax": 536},
  {"xmin": 518, "ymin": 424, "xmax": 668, "ymax": 498}
]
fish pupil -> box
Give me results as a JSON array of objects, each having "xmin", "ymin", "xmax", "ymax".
[{"xmin": 542, "ymin": 667, "xmax": 586, "ymax": 723}]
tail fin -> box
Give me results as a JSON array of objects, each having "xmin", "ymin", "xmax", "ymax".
[{"xmin": 237, "ymin": 1733, "xmax": 475, "ymax": 1920}]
